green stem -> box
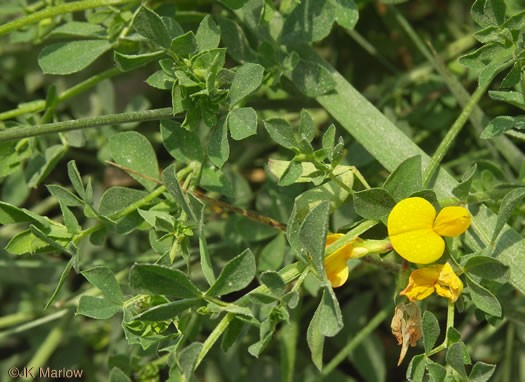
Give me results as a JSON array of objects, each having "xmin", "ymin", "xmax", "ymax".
[
  {"xmin": 0, "ymin": 68, "xmax": 121, "ymax": 122},
  {"xmin": 0, "ymin": 309, "xmax": 70, "ymax": 342},
  {"xmin": 0, "ymin": 108, "xmax": 175, "ymax": 142},
  {"xmin": 422, "ymin": 83, "xmax": 489, "ymax": 187},
  {"xmin": 320, "ymin": 302, "xmax": 395, "ymax": 377},
  {"xmin": 0, "ymin": 311, "xmax": 35, "ymax": 329},
  {"xmin": 428, "ymin": 300, "xmax": 455, "ymax": 356},
  {"xmin": 347, "ymin": 29, "xmax": 398, "ymax": 74},
  {"xmin": 21, "ymin": 313, "xmax": 73, "ymax": 382},
  {"xmin": 0, "ymin": 0, "xmax": 139, "ymax": 37}
]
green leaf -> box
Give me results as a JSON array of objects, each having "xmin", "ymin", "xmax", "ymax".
[
  {"xmin": 458, "ymin": 43, "xmax": 504, "ymax": 69},
  {"xmin": 0, "ymin": 201, "xmax": 38, "ymax": 224},
  {"xmin": 162, "ymin": 164, "xmax": 198, "ymax": 222},
  {"xmin": 299, "ymin": 201, "xmax": 330, "ymax": 278},
  {"xmin": 307, "ymin": 297, "xmax": 325, "ymax": 370},
  {"xmin": 216, "ymin": 17, "xmax": 256, "ymax": 62},
  {"xmin": 133, "ymin": 6, "xmax": 171, "ymax": 49},
  {"xmin": 218, "ymin": 0, "xmax": 250, "ymax": 10},
  {"xmin": 353, "ymin": 188, "xmax": 396, "ymax": 223},
  {"xmin": 206, "ymin": 249, "xmax": 256, "ymax": 297},
  {"xmin": 383, "ymin": 156, "xmax": 422, "ymax": 201},
  {"xmin": 178, "ymin": 342, "xmax": 203, "ymax": 381},
  {"xmin": 322, "ymin": 125, "xmax": 336, "ymax": 160},
  {"xmin": 109, "ymin": 132, "xmax": 159, "ymax": 191},
  {"xmin": 481, "ymin": 116, "xmax": 515, "ymax": 139},
  {"xmin": 6, "ymin": 228, "xmax": 70, "ymax": 255},
  {"xmin": 464, "ymin": 255, "xmax": 509, "ymax": 281},
  {"xmin": 81, "ymin": 266, "xmax": 123, "ymax": 305},
  {"xmin": 60, "ymin": 203, "xmax": 81, "ymax": 234},
  {"xmin": 406, "ymin": 354, "xmax": 425, "ymax": 382},
  {"xmin": 422, "ymin": 311, "xmax": 440, "ymax": 354},
  {"xmin": 200, "ymin": 166, "xmax": 234, "ymax": 198},
  {"xmin": 466, "ymin": 276, "xmax": 502, "ymax": 317},
  {"xmin": 229, "ymin": 63, "xmax": 264, "ymax": 105},
  {"xmin": 281, "ymin": 0, "xmax": 335, "ymax": 45},
  {"xmin": 77, "ymin": 296, "xmax": 121, "ymax": 319},
  {"xmin": 208, "ymin": 116, "xmax": 230, "ymax": 169},
  {"xmin": 488, "ymin": 90, "xmax": 525, "ymax": 109},
  {"xmin": 259, "ymin": 271, "xmax": 285, "ymax": 296},
  {"xmin": 331, "ymin": 0, "xmax": 358, "ymax": 31},
  {"xmin": 46, "ymin": 184, "xmax": 84, "ymax": 207},
  {"xmin": 221, "ymin": 317, "xmax": 244, "ymax": 352},
  {"xmin": 38, "ymin": 40, "xmax": 112, "ymax": 75},
  {"xmin": 133, "ymin": 299, "xmax": 201, "ymax": 321},
  {"xmin": 278, "ymin": 160, "xmax": 303, "ymax": 186},
  {"xmin": 500, "ymin": 62, "xmax": 521, "ymax": 88},
  {"xmin": 44, "ymin": 258, "xmax": 73, "ymax": 310},
  {"xmin": 98, "ymin": 187, "xmax": 148, "ymax": 217},
  {"xmin": 228, "ymin": 107, "xmax": 257, "ymax": 140},
  {"xmin": 29, "ymin": 224, "xmax": 74, "ymax": 256},
  {"xmin": 129, "ymin": 264, "xmax": 203, "ymax": 298},
  {"xmin": 299, "ymin": 110, "xmax": 315, "ymax": 142},
  {"xmin": 291, "ymin": 59, "xmax": 337, "ymax": 97},
  {"xmin": 67, "ymin": 160, "xmax": 85, "ymax": 200},
  {"xmin": 452, "ymin": 164, "xmax": 477, "ymax": 201},
  {"xmin": 26, "ymin": 144, "xmax": 67, "ymax": 188},
  {"xmin": 491, "ymin": 187, "xmax": 525, "ymax": 242},
  {"xmin": 160, "ymin": 120, "xmax": 204, "ymax": 163},
  {"xmin": 479, "ymin": 58, "xmax": 511, "ymax": 88},
  {"xmin": 446, "ymin": 342, "xmax": 467, "ymax": 378},
  {"xmin": 264, "ymin": 118, "xmax": 296, "ymax": 149},
  {"xmin": 485, "ymin": 0, "xmax": 506, "ymax": 25},
  {"xmin": 109, "ymin": 367, "xmax": 131, "ymax": 382},
  {"xmin": 171, "ymin": 31, "xmax": 198, "ymax": 57},
  {"xmin": 350, "ymin": 335, "xmax": 386, "ymax": 382},
  {"xmin": 469, "ymin": 361, "xmax": 496, "ymax": 382},
  {"xmin": 258, "ymin": 233, "xmax": 286, "ymax": 271},
  {"xmin": 426, "ymin": 360, "xmax": 447, "ymax": 382},
  {"xmin": 146, "ymin": 70, "xmax": 174, "ymax": 90},
  {"xmin": 504, "ymin": 9, "xmax": 525, "ymax": 31},
  {"xmin": 318, "ymin": 286, "xmax": 343, "ymax": 337},
  {"xmin": 196, "ymin": 15, "xmax": 220, "ymax": 51},
  {"xmin": 114, "ymin": 51, "xmax": 164, "ymax": 72}
]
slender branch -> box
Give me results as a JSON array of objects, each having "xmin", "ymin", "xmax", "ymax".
[
  {"xmin": 0, "ymin": 0, "xmax": 139, "ymax": 37},
  {"xmin": 105, "ymin": 161, "xmax": 288, "ymax": 232},
  {"xmin": 0, "ymin": 108, "xmax": 176, "ymax": 142}
]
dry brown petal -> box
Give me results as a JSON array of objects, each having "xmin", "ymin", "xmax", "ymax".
[{"xmin": 391, "ymin": 302, "xmax": 423, "ymax": 366}]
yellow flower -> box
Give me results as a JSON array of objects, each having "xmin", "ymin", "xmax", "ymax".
[
  {"xmin": 324, "ymin": 234, "xmax": 361, "ymax": 288},
  {"xmin": 400, "ymin": 262, "xmax": 463, "ymax": 302},
  {"xmin": 387, "ymin": 197, "xmax": 471, "ymax": 264}
]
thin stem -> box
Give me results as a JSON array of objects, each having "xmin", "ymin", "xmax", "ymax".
[
  {"xmin": 0, "ymin": 108, "xmax": 175, "ymax": 142},
  {"xmin": 347, "ymin": 29, "xmax": 398, "ymax": 74},
  {"xmin": 0, "ymin": 311, "xmax": 36, "ymax": 329},
  {"xmin": 422, "ymin": 83, "xmax": 490, "ymax": 187},
  {"xmin": 21, "ymin": 313, "xmax": 73, "ymax": 382},
  {"xmin": 321, "ymin": 302, "xmax": 395, "ymax": 377},
  {"xmin": 428, "ymin": 300, "xmax": 455, "ymax": 356},
  {"xmin": 106, "ymin": 160, "xmax": 288, "ymax": 232},
  {"xmin": 0, "ymin": 0, "xmax": 139, "ymax": 37},
  {"xmin": 0, "ymin": 68, "xmax": 121, "ymax": 122},
  {"xmin": 503, "ymin": 323, "xmax": 515, "ymax": 382},
  {"xmin": 0, "ymin": 309, "xmax": 70, "ymax": 342}
]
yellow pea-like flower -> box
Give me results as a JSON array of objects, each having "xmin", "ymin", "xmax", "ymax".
[
  {"xmin": 400, "ymin": 262, "xmax": 463, "ymax": 302},
  {"xmin": 324, "ymin": 234, "xmax": 359, "ymax": 288},
  {"xmin": 387, "ymin": 197, "xmax": 471, "ymax": 264}
]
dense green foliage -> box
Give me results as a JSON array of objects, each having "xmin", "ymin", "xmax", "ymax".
[{"xmin": 0, "ymin": 0, "xmax": 524, "ymax": 381}]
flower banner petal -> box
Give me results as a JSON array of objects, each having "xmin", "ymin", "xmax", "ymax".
[
  {"xmin": 389, "ymin": 229, "xmax": 444, "ymax": 264},
  {"xmin": 433, "ymin": 206, "xmax": 471, "ymax": 237}
]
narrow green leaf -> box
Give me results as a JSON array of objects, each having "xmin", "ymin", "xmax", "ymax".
[
  {"xmin": 406, "ymin": 354, "xmax": 426, "ymax": 382},
  {"xmin": 384, "ymin": 155, "xmax": 422, "ymax": 201},
  {"xmin": 208, "ymin": 116, "xmax": 230, "ymax": 169},
  {"xmin": 228, "ymin": 107, "xmax": 257, "ymax": 140},
  {"xmin": 464, "ymin": 255, "xmax": 509, "ymax": 281},
  {"xmin": 331, "ymin": 0, "xmax": 358, "ymax": 31},
  {"xmin": 469, "ymin": 361, "xmax": 496, "ymax": 382},
  {"xmin": 81, "ymin": 266, "xmax": 123, "ymax": 305},
  {"xmin": 446, "ymin": 342, "xmax": 467, "ymax": 378},
  {"xmin": 452, "ymin": 164, "xmax": 477, "ymax": 201},
  {"xmin": 206, "ymin": 249, "xmax": 256, "ymax": 297},
  {"xmin": 200, "ymin": 166, "xmax": 234, "ymax": 198},
  {"xmin": 500, "ymin": 62, "xmax": 521, "ymax": 88},
  {"xmin": 38, "ymin": 40, "xmax": 111, "ymax": 75},
  {"xmin": 196, "ymin": 15, "xmax": 220, "ymax": 51},
  {"xmin": 221, "ymin": 318, "xmax": 244, "ymax": 352},
  {"xmin": 488, "ymin": 90, "xmax": 525, "ymax": 109},
  {"xmin": 322, "ymin": 125, "xmax": 336, "ymax": 160},
  {"xmin": 264, "ymin": 118, "xmax": 296, "ymax": 149},
  {"xmin": 258, "ymin": 233, "xmax": 286, "ymax": 271},
  {"xmin": 218, "ymin": 0, "xmax": 250, "ymax": 10},
  {"xmin": 299, "ymin": 201, "xmax": 330, "ymax": 278},
  {"xmin": 307, "ymin": 299, "xmax": 325, "ymax": 370},
  {"xmin": 178, "ymin": 342, "xmax": 204, "ymax": 381},
  {"xmin": 29, "ymin": 224, "xmax": 74, "ymax": 256},
  {"xmin": 26, "ymin": 144, "xmax": 67, "ymax": 188},
  {"xmin": 162, "ymin": 164, "xmax": 198, "ymax": 222},
  {"xmin": 129, "ymin": 263, "xmax": 203, "ymax": 298},
  {"xmin": 46, "ymin": 184, "xmax": 84, "ymax": 207},
  {"xmin": 109, "ymin": 367, "xmax": 131, "ymax": 382},
  {"xmin": 353, "ymin": 188, "xmax": 396, "ymax": 222},
  {"xmin": 422, "ymin": 311, "xmax": 440, "ymax": 354},
  {"xmin": 114, "ymin": 51, "xmax": 164, "ymax": 72},
  {"xmin": 160, "ymin": 120, "xmax": 204, "ymax": 163},
  {"xmin": 67, "ymin": 160, "xmax": 85, "ymax": 200},
  {"xmin": 259, "ymin": 271, "xmax": 285, "ymax": 296},
  {"xmin": 278, "ymin": 160, "xmax": 303, "ymax": 186},
  {"xmin": 229, "ymin": 63, "xmax": 264, "ymax": 105},
  {"xmin": 77, "ymin": 296, "xmax": 121, "ymax": 319},
  {"xmin": 318, "ymin": 286, "xmax": 343, "ymax": 337},
  {"xmin": 466, "ymin": 276, "xmax": 502, "ymax": 317},
  {"xmin": 0, "ymin": 201, "xmax": 38, "ymax": 224},
  {"xmin": 133, "ymin": 6, "xmax": 171, "ymax": 49},
  {"xmin": 146, "ymin": 70, "xmax": 174, "ymax": 90},
  {"xmin": 491, "ymin": 187, "xmax": 525, "ymax": 242},
  {"xmin": 291, "ymin": 59, "xmax": 336, "ymax": 97},
  {"xmin": 60, "ymin": 203, "xmax": 81, "ymax": 234},
  {"xmin": 44, "ymin": 258, "xmax": 73, "ymax": 310},
  {"xmin": 109, "ymin": 131, "xmax": 159, "ymax": 191},
  {"xmin": 299, "ymin": 110, "xmax": 315, "ymax": 142},
  {"xmin": 48, "ymin": 21, "xmax": 105, "ymax": 38}
]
